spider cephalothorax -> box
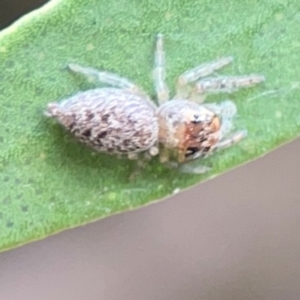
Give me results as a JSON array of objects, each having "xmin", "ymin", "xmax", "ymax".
[
  {"xmin": 157, "ymin": 100, "xmax": 221, "ymax": 164},
  {"xmin": 46, "ymin": 34, "xmax": 264, "ymax": 174}
]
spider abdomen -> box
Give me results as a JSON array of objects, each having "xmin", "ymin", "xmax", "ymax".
[{"xmin": 46, "ymin": 88, "xmax": 159, "ymax": 154}]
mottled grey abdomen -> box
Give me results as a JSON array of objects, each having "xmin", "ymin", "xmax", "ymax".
[{"xmin": 46, "ymin": 88, "xmax": 159, "ymax": 154}]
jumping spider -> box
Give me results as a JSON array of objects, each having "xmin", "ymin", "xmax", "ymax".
[{"xmin": 45, "ymin": 34, "xmax": 265, "ymax": 174}]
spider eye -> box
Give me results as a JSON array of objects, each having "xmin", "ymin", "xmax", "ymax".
[
  {"xmin": 185, "ymin": 146, "xmax": 200, "ymax": 157},
  {"xmin": 203, "ymin": 146, "xmax": 211, "ymax": 153},
  {"xmin": 191, "ymin": 114, "xmax": 199, "ymax": 123}
]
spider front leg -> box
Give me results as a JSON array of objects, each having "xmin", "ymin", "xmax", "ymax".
[
  {"xmin": 213, "ymin": 130, "xmax": 247, "ymax": 151},
  {"xmin": 208, "ymin": 100, "xmax": 248, "ymax": 151},
  {"xmin": 203, "ymin": 99, "xmax": 237, "ymax": 118},
  {"xmin": 175, "ymin": 56, "xmax": 234, "ymax": 100},
  {"xmin": 194, "ymin": 75, "xmax": 265, "ymax": 96},
  {"xmin": 153, "ymin": 34, "xmax": 170, "ymax": 105},
  {"xmin": 68, "ymin": 63, "xmax": 142, "ymax": 93}
]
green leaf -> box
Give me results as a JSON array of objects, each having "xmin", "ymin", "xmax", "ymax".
[{"xmin": 0, "ymin": 0, "xmax": 299, "ymax": 252}]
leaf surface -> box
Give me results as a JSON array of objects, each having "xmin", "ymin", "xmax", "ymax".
[{"xmin": 0, "ymin": 0, "xmax": 299, "ymax": 251}]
